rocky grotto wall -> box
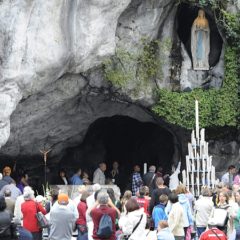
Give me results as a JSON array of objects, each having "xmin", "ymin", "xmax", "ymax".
[{"xmin": 0, "ymin": 0, "xmax": 239, "ymax": 178}]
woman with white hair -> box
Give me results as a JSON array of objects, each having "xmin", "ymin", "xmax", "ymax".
[{"xmin": 21, "ymin": 188, "xmax": 46, "ymax": 240}]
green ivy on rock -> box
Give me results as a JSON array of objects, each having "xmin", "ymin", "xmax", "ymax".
[{"xmin": 153, "ymin": 46, "xmax": 239, "ymax": 129}]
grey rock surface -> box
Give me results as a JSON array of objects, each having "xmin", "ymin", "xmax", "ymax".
[{"xmin": 0, "ymin": 0, "xmax": 238, "ymax": 173}]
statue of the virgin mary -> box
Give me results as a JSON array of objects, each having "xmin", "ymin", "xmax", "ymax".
[{"xmin": 191, "ymin": 9, "xmax": 210, "ymax": 70}]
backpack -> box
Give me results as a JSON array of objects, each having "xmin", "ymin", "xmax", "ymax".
[{"xmin": 97, "ymin": 214, "xmax": 113, "ymax": 238}]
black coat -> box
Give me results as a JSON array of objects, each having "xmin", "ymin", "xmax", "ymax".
[
  {"xmin": 0, "ymin": 210, "xmax": 12, "ymax": 238},
  {"xmin": 143, "ymin": 172, "xmax": 156, "ymax": 194}
]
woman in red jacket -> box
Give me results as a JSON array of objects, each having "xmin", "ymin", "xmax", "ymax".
[
  {"xmin": 21, "ymin": 189, "xmax": 46, "ymax": 240},
  {"xmin": 76, "ymin": 191, "xmax": 89, "ymax": 240}
]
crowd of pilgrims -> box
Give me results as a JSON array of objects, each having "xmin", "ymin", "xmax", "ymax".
[{"xmin": 0, "ymin": 162, "xmax": 240, "ymax": 240}]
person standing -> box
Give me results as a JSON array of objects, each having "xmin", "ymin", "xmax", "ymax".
[
  {"xmin": 0, "ymin": 173, "xmax": 8, "ymax": 191},
  {"xmin": 132, "ymin": 165, "xmax": 143, "ymax": 196},
  {"xmin": 70, "ymin": 168, "xmax": 83, "ymax": 185},
  {"xmin": 199, "ymin": 220, "xmax": 227, "ymax": 240},
  {"xmin": 21, "ymin": 189, "xmax": 46, "ymax": 240},
  {"xmin": 118, "ymin": 198, "xmax": 147, "ymax": 240},
  {"xmin": 56, "ymin": 169, "xmax": 69, "ymax": 185},
  {"xmin": 0, "ymin": 180, "xmax": 22, "ymax": 200},
  {"xmin": 89, "ymin": 191, "xmax": 120, "ymax": 240},
  {"xmin": 152, "ymin": 194, "xmax": 168, "ymax": 230},
  {"xmin": 17, "ymin": 172, "xmax": 29, "ymax": 193},
  {"xmin": 168, "ymin": 193, "xmax": 185, "ymax": 240},
  {"xmin": 150, "ymin": 177, "xmax": 171, "ymax": 213},
  {"xmin": 93, "ymin": 163, "xmax": 107, "ymax": 185},
  {"xmin": 0, "ymin": 196, "xmax": 14, "ymax": 239},
  {"xmin": 143, "ymin": 165, "xmax": 156, "ymax": 195},
  {"xmin": 49, "ymin": 193, "xmax": 77, "ymax": 240},
  {"xmin": 157, "ymin": 220, "xmax": 175, "ymax": 240},
  {"xmin": 176, "ymin": 185, "xmax": 193, "ymax": 240},
  {"xmin": 195, "ymin": 187, "xmax": 214, "ymax": 237},
  {"xmin": 221, "ymin": 165, "xmax": 236, "ymax": 187},
  {"xmin": 76, "ymin": 191, "xmax": 89, "ymax": 240},
  {"xmin": 169, "ymin": 162, "xmax": 181, "ymax": 191},
  {"xmin": 4, "ymin": 189, "xmax": 15, "ymax": 216},
  {"xmin": 109, "ymin": 161, "xmax": 121, "ymax": 187}
]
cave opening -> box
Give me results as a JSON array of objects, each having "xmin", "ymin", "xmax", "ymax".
[
  {"xmin": 176, "ymin": 3, "xmax": 223, "ymax": 67},
  {"xmin": 60, "ymin": 115, "xmax": 175, "ymax": 190}
]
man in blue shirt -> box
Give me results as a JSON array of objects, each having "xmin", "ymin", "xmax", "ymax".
[{"xmin": 70, "ymin": 169, "xmax": 83, "ymax": 185}]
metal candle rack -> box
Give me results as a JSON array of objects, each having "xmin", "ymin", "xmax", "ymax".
[{"xmin": 182, "ymin": 101, "xmax": 216, "ymax": 197}]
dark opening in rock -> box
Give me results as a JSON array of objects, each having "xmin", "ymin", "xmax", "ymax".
[
  {"xmin": 176, "ymin": 3, "xmax": 223, "ymax": 67},
  {"xmin": 60, "ymin": 115, "xmax": 175, "ymax": 190}
]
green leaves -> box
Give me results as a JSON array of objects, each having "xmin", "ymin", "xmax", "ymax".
[{"xmin": 153, "ymin": 47, "xmax": 239, "ymax": 129}]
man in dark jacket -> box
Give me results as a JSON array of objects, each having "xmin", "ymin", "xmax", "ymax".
[
  {"xmin": 0, "ymin": 196, "xmax": 12, "ymax": 239},
  {"xmin": 143, "ymin": 165, "xmax": 156, "ymax": 195},
  {"xmin": 0, "ymin": 174, "xmax": 8, "ymax": 191}
]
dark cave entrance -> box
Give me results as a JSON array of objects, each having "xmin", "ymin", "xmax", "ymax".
[
  {"xmin": 61, "ymin": 115, "xmax": 175, "ymax": 190},
  {"xmin": 176, "ymin": 3, "xmax": 223, "ymax": 67}
]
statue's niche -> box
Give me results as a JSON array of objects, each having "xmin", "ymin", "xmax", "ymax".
[{"xmin": 175, "ymin": 3, "xmax": 223, "ymax": 90}]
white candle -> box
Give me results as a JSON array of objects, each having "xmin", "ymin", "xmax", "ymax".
[
  {"xmin": 191, "ymin": 130, "xmax": 195, "ymax": 144},
  {"xmin": 144, "ymin": 163, "xmax": 147, "ymax": 174},
  {"xmin": 191, "ymin": 173, "xmax": 195, "ymax": 196},
  {"xmin": 195, "ymin": 100, "xmax": 199, "ymax": 145},
  {"xmin": 182, "ymin": 170, "xmax": 186, "ymax": 186},
  {"xmin": 200, "ymin": 128, "xmax": 205, "ymax": 142},
  {"xmin": 212, "ymin": 166, "xmax": 215, "ymax": 188}
]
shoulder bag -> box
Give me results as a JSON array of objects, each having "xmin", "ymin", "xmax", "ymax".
[
  {"xmin": 35, "ymin": 203, "xmax": 49, "ymax": 228},
  {"xmin": 123, "ymin": 214, "xmax": 143, "ymax": 240}
]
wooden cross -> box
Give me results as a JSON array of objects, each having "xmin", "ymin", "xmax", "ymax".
[{"xmin": 40, "ymin": 149, "xmax": 52, "ymax": 164}]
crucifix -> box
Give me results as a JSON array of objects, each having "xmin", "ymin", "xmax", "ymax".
[{"xmin": 40, "ymin": 148, "xmax": 52, "ymax": 187}]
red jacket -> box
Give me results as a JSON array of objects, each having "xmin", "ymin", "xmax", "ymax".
[
  {"xmin": 200, "ymin": 228, "xmax": 227, "ymax": 240},
  {"xmin": 76, "ymin": 201, "xmax": 87, "ymax": 225},
  {"xmin": 21, "ymin": 200, "xmax": 46, "ymax": 232}
]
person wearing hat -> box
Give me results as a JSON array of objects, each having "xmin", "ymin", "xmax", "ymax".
[
  {"xmin": 199, "ymin": 219, "xmax": 227, "ymax": 240},
  {"xmin": 49, "ymin": 193, "xmax": 77, "ymax": 240}
]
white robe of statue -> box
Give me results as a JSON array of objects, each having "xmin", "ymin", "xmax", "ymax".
[{"xmin": 191, "ymin": 9, "xmax": 210, "ymax": 71}]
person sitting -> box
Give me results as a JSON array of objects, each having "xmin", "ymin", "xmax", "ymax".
[
  {"xmin": 93, "ymin": 163, "xmax": 107, "ymax": 185},
  {"xmin": 157, "ymin": 220, "xmax": 175, "ymax": 240},
  {"xmin": 152, "ymin": 194, "xmax": 168, "ymax": 230},
  {"xmin": 118, "ymin": 198, "xmax": 147, "ymax": 240},
  {"xmin": 70, "ymin": 168, "xmax": 83, "ymax": 185},
  {"xmin": 89, "ymin": 191, "xmax": 120, "ymax": 240}
]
